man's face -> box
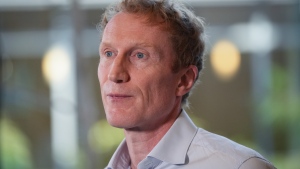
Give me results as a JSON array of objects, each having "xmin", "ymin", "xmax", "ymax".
[{"xmin": 98, "ymin": 12, "xmax": 183, "ymax": 130}]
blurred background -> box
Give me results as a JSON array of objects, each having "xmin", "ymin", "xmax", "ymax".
[{"xmin": 1, "ymin": 0, "xmax": 299, "ymax": 168}]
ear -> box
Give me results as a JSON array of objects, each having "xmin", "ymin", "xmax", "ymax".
[{"xmin": 176, "ymin": 65, "xmax": 198, "ymax": 97}]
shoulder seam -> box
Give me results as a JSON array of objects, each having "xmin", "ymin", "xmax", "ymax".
[{"xmin": 238, "ymin": 156, "xmax": 272, "ymax": 169}]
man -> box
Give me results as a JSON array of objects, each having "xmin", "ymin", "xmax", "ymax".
[{"xmin": 97, "ymin": 0, "xmax": 276, "ymax": 168}]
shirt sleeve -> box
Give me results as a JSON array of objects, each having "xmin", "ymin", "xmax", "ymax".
[{"xmin": 239, "ymin": 157, "xmax": 276, "ymax": 169}]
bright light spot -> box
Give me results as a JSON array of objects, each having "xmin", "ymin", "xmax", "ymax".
[
  {"xmin": 210, "ymin": 40, "xmax": 241, "ymax": 81},
  {"xmin": 42, "ymin": 46, "xmax": 71, "ymax": 84},
  {"xmin": 248, "ymin": 13, "xmax": 274, "ymax": 53}
]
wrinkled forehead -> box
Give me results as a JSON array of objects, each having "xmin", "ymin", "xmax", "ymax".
[
  {"xmin": 100, "ymin": 11, "xmax": 170, "ymax": 40},
  {"xmin": 102, "ymin": 12, "xmax": 171, "ymax": 42}
]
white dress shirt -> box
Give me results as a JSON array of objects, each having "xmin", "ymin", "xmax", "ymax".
[{"xmin": 105, "ymin": 110, "xmax": 276, "ymax": 169}]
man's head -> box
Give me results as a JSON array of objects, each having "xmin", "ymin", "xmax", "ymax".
[{"xmin": 99, "ymin": 0, "xmax": 205, "ymax": 105}]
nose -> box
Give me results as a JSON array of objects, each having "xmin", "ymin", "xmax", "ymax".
[{"xmin": 108, "ymin": 55, "xmax": 130, "ymax": 83}]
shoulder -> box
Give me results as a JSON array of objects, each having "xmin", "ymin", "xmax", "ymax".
[
  {"xmin": 239, "ymin": 157, "xmax": 276, "ymax": 169},
  {"xmin": 191, "ymin": 128, "xmax": 261, "ymax": 158},
  {"xmin": 187, "ymin": 128, "xmax": 275, "ymax": 168}
]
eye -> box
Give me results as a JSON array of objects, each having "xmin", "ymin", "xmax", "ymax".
[
  {"xmin": 105, "ymin": 51, "xmax": 113, "ymax": 57},
  {"xmin": 136, "ymin": 52, "xmax": 145, "ymax": 59}
]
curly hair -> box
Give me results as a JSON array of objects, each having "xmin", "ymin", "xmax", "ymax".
[{"xmin": 99, "ymin": 0, "xmax": 205, "ymax": 105}]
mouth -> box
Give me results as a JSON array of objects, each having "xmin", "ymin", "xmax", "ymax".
[{"xmin": 107, "ymin": 94, "xmax": 133, "ymax": 99}]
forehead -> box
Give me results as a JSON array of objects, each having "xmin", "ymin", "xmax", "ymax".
[
  {"xmin": 103, "ymin": 12, "xmax": 169, "ymax": 38},
  {"xmin": 102, "ymin": 12, "xmax": 174, "ymax": 51}
]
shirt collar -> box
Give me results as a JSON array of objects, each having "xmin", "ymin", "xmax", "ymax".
[
  {"xmin": 148, "ymin": 109, "xmax": 198, "ymax": 165},
  {"xmin": 106, "ymin": 139, "xmax": 130, "ymax": 169},
  {"xmin": 106, "ymin": 110, "xmax": 198, "ymax": 168}
]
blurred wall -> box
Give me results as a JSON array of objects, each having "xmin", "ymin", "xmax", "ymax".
[{"xmin": 1, "ymin": 0, "xmax": 299, "ymax": 169}]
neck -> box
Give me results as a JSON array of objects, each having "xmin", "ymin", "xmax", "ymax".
[{"xmin": 124, "ymin": 105, "xmax": 182, "ymax": 168}]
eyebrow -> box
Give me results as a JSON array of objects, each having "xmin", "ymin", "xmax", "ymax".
[
  {"xmin": 99, "ymin": 41, "xmax": 113, "ymax": 48},
  {"xmin": 134, "ymin": 42, "xmax": 164, "ymax": 58},
  {"xmin": 100, "ymin": 41, "xmax": 164, "ymax": 57}
]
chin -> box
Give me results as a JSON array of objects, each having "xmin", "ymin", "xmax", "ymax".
[{"xmin": 106, "ymin": 114, "xmax": 134, "ymax": 129}]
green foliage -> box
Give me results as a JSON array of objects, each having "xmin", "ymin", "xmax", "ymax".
[
  {"xmin": 88, "ymin": 119, "xmax": 124, "ymax": 154},
  {"xmin": 0, "ymin": 118, "xmax": 33, "ymax": 169},
  {"xmin": 259, "ymin": 63, "xmax": 300, "ymax": 168},
  {"xmin": 271, "ymin": 153, "xmax": 300, "ymax": 169},
  {"xmin": 260, "ymin": 64, "xmax": 300, "ymax": 126}
]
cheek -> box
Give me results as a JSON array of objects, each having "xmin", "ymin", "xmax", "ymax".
[
  {"xmin": 97, "ymin": 66, "xmax": 105, "ymax": 99},
  {"xmin": 97, "ymin": 63, "xmax": 101, "ymax": 78},
  {"xmin": 97, "ymin": 64, "xmax": 106, "ymax": 85},
  {"xmin": 142, "ymin": 81, "xmax": 177, "ymax": 117},
  {"xmin": 144, "ymin": 75, "xmax": 178, "ymax": 102}
]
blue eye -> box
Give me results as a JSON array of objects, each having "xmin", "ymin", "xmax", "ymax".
[
  {"xmin": 136, "ymin": 52, "xmax": 144, "ymax": 59},
  {"xmin": 105, "ymin": 51, "xmax": 113, "ymax": 57}
]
